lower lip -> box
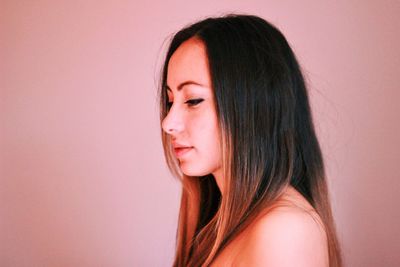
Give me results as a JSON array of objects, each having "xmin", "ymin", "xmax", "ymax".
[{"xmin": 174, "ymin": 147, "xmax": 193, "ymax": 158}]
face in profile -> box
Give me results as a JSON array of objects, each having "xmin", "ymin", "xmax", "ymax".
[{"xmin": 162, "ymin": 37, "xmax": 222, "ymax": 179}]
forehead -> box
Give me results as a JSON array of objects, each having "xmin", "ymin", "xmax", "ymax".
[{"xmin": 166, "ymin": 38, "xmax": 211, "ymax": 92}]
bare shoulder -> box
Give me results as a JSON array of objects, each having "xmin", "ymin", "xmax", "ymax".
[{"xmin": 234, "ymin": 194, "xmax": 329, "ymax": 266}]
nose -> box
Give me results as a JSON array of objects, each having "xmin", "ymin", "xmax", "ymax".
[{"xmin": 161, "ymin": 109, "xmax": 185, "ymax": 135}]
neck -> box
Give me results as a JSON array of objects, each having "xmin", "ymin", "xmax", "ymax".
[{"xmin": 212, "ymin": 168, "xmax": 224, "ymax": 197}]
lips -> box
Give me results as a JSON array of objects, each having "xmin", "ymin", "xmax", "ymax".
[{"xmin": 173, "ymin": 146, "xmax": 193, "ymax": 157}]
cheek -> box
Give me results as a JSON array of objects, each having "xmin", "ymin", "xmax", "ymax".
[{"xmin": 192, "ymin": 112, "xmax": 221, "ymax": 155}]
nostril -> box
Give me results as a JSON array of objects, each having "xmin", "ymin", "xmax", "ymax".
[{"xmin": 162, "ymin": 122, "xmax": 174, "ymax": 134}]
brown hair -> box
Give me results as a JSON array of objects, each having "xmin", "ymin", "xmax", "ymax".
[{"xmin": 158, "ymin": 14, "xmax": 342, "ymax": 267}]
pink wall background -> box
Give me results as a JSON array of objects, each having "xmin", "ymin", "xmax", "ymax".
[{"xmin": 1, "ymin": 1, "xmax": 399, "ymax": 266}]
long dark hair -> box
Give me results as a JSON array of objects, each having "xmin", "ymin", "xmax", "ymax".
[{"xmin": 158, "ymin": 14, "xmax": 342, "ymax": 267}]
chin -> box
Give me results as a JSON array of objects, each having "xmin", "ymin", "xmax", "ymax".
[
  {"xmin": 181, "ymin": 169, "xmax": 209, "ymax": 177},
  {"xmin": 180, "ymin": 163, "xmax": 210, "ymax": 177}
]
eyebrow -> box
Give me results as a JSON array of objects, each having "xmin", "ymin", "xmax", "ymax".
[{"xmin": 166, "ymin": 81, "xmax": 206, "ymax": 92}]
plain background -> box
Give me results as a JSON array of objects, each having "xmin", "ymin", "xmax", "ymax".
[{"xmin": 1, "ymin": 0, "xmax": 399, "ymax": 266}]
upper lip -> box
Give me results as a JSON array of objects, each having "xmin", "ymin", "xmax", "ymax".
[{"xmin": 172, "ymin": 142, "xmax": 192, "ymax": 149}]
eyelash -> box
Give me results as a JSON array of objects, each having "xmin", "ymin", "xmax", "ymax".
[{"xmin": 167, "ymin": 98, "xmax": 204, "ymax": 109}]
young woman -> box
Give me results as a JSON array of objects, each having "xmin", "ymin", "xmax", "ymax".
[{"xmin": 158, "ymin": 14, "xmax": 342, "ymax": 267}]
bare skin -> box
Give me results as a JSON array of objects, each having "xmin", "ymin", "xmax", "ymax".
[{"xmin": 210, "ymin": 185, "xmax": 329, "ymax": 267}]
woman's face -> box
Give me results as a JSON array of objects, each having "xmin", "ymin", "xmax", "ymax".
[{"xmin": 162, "ymin": 37, "xmax": 222, "ymax": 179}]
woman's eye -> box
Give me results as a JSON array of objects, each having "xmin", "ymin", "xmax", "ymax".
[
  {"xmin": 166, "ymin": 99, "xmax": 203, "ymax": 109},
  {"xmin": 186, "ymin": 99, "xmax": 204, "ymax": 106}
]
